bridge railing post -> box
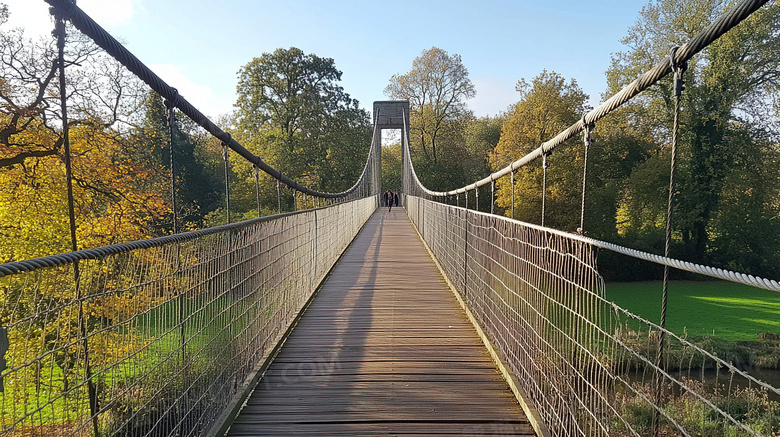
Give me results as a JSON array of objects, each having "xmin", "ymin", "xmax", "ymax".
[
  {"xmin": 510, "ymin": 169, "xmax": 515, "ymax": 219},
  {"xmin": 53, "ymin": 11, "xmax": 100, "ymax": 435},
  {"xmin": 222, "ymin": 139, "xmax": 232, "ymax": 224},
  {"xmin": 490, "ymin": 178, "xmax": 495, "ymax": 215},
  {"xmin": 254, "ymin": 166, "xmax": 262, "ymax": 217}
]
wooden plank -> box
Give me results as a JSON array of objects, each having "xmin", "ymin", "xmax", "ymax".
[
  {"xmin": 226, "ymin": 209, "xmax": 535, "ymax": 436},
  {"xmin": 245, "ymin": 388, "xmax": 519, "ymax": 399},
  {"xmin": 228, "ymin": 421, "xmax": 534, "ymax": 436},
  {"xmin": 245, "ymin": 381, "xmax": 518, "ymax": 392},
  {"xmin": 259, "ymin": 360, "xmax": 500, "ymax": 371}
]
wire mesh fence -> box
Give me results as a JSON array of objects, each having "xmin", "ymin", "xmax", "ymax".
[
  {"xmin": 407, "ymin": 195, "xmax": 780, "ymax": 436},
  {"xmin": 0, "ymin": 1, "xmax": 384, "ymax": 435},
  {"xmin": 0, "ymin": 197, "xmax": 376, "ymax": 437}
]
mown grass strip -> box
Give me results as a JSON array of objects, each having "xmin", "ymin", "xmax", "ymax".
[{"xmin": 606, "ymin": 281, "xmax": 780, "ymax": 342}]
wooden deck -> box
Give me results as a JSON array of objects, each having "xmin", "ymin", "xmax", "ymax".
[{"xmin": 226, "ymin": 208, "xmax": 534, "ymax": 436}]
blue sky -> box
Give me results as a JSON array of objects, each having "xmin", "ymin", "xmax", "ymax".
[{"xmin": 7, "ymin": 0, "xmax": 647, "ymax": 119}]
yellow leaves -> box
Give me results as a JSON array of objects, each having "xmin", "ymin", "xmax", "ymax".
[
  {"xmin": 490, "ymin": 71, "xmax": 587, "ymax": 175},
  {"xmin": 0, "ymin": 116, "xmax": 170, "ymax": 262},
  {"xmin": 488, "ymin": 71, "xmax": 589, "ymax": 228}
]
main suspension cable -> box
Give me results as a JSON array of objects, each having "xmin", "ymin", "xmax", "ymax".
[
  {"xmin": 44, "ymin": 0, "xmax": 373, "ymax": 200},
  {"xmin": 403, "ymin": 0, "xmax": 770, "ymax": 198}
]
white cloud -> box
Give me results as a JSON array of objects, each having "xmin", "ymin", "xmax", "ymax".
[
  {"xmin": 1, "ymin": 3, "xmax": 232, "ymax": 119},
  {"xmin": 149, "ymin": 64, "xmax": 235, "ymax": 119},
  {"xmin": 3, "ymin": 0, "xmax": 53, "ymax": 39},
  {"xmin": 3, "ymin": 0, "xmax": 143, "ymax": 39}
]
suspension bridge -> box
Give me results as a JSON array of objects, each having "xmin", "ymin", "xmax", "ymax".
[{"xmin": 1, "ymin": 0, "xmax": 779, "ymax": 436}]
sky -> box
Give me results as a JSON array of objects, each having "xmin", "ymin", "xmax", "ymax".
[{"xmin": 5, "ymin": 0, "xmax": 648, "ymax": 120}]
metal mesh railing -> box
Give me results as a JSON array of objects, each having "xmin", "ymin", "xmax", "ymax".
[
  {"xmin": 0, "ymin": 1, "xmax": 383, "ymax": 434},
  {"xmin": 0, "ymin": 197, "xmax": 375, "ymax": 436},
  {"xmin": 408, "ymin": 197, "xmax": 779, "ymax": 436},
  {"xmin": 400, "ymin": 0, "xmax": 779, "ymax": 435}
]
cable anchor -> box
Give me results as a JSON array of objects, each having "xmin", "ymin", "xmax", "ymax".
[
  {"xmin": 669, "ymin": 47, "xmax": 688, "ymax": 97},
  {"xmin": 222, "ymin": 136, "xmax": 231, "ymax": 161},
  {"xmin": 582, "ymin": 115, "xmax": 594, "ymax": 147},
  {"xmin": 164, "ymin": 88, "xmax": 180, "ymax": 135},
  {"xmin": 578, "ymin": 115, "xmax": 594, "ymax": 235}
]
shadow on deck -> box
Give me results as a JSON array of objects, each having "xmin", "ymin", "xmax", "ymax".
[{"xmin": 226, "ymin": 208, "xmax": 534, "ymax": 436}]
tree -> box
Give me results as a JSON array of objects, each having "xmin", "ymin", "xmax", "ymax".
[
  {"xmin": 707, "ymin": 127, "xmax": 780, "ymax": 278},
  {"xmin": 589, "ymin": 107, "xmax": 657, "ymax": 243},
  {"xmin": 0, "ymin": 10, "xmax": 169, "ymax": 259},
  {"xmin": 234, "ymin": 47, "xmax": 371, "ymax": 195},
  {"xmin": 0, "ymin": 12, "xmax": 177, "ymax": 421},
  {"xmin": 314, "ymin": 105, "xmax": 373, "ymax": 193},
  {"xmin": 607, "ymin": 0, "xmax": 780, "ymax": 269},
  {"xmin": 131, "ymin": 91, "xmax": 222, "ymax": 230},
  {"xmin": 385, "ymin": 47, "xmax": 476, "ymax": 170},
  {"xmin": 381, "ymin": 142, "xmax": 402, "ymax": 192},
  {"xmin": 1, "ymin": 17, "xmax": 76, "ymax": 168},
  {"xmin": 463, "ymin": 115, "xmax": 504, "ymax": 183},
  {"xmin": 490, "ymin": 70, "xmax": 589, "ymax": 229}
]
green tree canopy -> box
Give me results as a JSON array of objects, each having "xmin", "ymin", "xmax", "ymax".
[
  {"xmin": 606, "ymin": 0, "xmax": 780, "ymax": 274},
  {"xmin": 130, "ymin": 92, "xmax": 223, "ymax": 230},
  {"xmin": 490, "ymin": 70, "xmax": 589, "ymax": 229},
  {"xmin": 381, "ymin": 142, "xmax": 402, "ymax": 192},
  {"xmin": 235, "ymin": 47, "xmax": 370, "ymax": 192},
  {"xmin": 463, "ymin": 115, "xmax": 504, "ymax": 183},
  {"xmin": 385, "ymin": 47, "xmax": 477, "ymax": 190}
]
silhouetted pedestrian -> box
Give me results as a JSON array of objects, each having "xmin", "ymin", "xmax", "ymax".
[
  {"xmin": 388, "ymin": 190, "xmax": 393, "ymax": 212},
  {"xmin": 394, "ymin": 192, "xmax": 399, "ymax": 207}
]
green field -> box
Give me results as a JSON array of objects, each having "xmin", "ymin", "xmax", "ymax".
[{"xmin": 606, "ymin": 281, "xmax": 780, "ymax": 342}]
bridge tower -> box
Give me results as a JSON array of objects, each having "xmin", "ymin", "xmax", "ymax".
[{"xmin": 373, "ymin": 100, "xmax": 410, "ymax": 193}]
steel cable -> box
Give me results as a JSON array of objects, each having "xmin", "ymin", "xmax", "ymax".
[
  {"xmin": 652, "ymin": 46, "xmax": 687, "ymax": 437},
  {"xmin": 408, "ymin": 197, "xmax": 774, "ymax": 436},
  {"xmin": 43, "ymin": 0, "xmax": 372, "ymax": 200},
  {"xmin": 579, "ymin": 117, "xmax": 593, "ymax": 234},
  {"xmin": 405, "ymin": 0, "xmax": 770, "ymax": 197},
  {"xmin": 165, "ymin": 99, "xmax": 179, "ymax": 234}
]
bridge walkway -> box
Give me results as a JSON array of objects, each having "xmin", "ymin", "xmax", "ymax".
[{"xmin": 226, "ymin": 208, "xmax": 534, "ymax": 436}]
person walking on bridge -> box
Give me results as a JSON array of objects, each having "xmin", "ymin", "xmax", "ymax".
[{"xmin": 388, "ymin": 190, "xmax": 394, "ymax": 212}]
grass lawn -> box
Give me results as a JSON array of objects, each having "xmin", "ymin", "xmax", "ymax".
[{"xmin": 605, "ymin": 281, "xmax": 780, "ymax": 342}]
